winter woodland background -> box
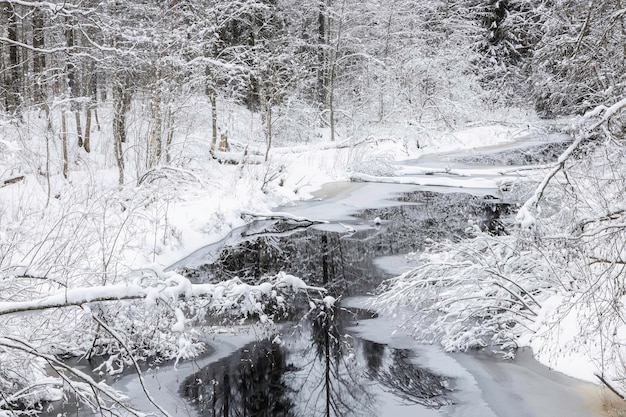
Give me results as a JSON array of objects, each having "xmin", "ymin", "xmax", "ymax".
[{"xmin": 1, "ymin": 0, "xmax": 626, "ymax": 414}]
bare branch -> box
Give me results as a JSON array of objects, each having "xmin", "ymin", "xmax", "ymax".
[
  {"xmin": 91, "ymin": 314, "xmax": 172, "ymax": 417},
  {"xmin": 0, "ymin": 337, "xmax": 143, "ymax": 416},
  {"xmin": 596, "ymin": 373, "xmax": 626, "ymax": 400}
]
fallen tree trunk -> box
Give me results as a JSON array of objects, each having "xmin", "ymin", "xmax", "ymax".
[{"xmin": 1, "ymin": 175, "xmax": 24, "ymax": 188}]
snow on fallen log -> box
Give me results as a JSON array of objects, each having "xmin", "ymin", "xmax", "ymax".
[
  {"xmin": 270, "ymin": 136, "xmax": 388, "ymax": 154},
  {"xmin": 350, "ymin": 172, "xmax": 516, "ymax": 191},
  {"xmin": 0, "ymin": 269, "xmax": 325, "ymax": 317},
  {"xmin": 240, "ymin": 209, "xmax": 328, "ymax": 224},
  {"xmin": 0, "ymin": 283, "xmax": 149, "ymax": 315}
]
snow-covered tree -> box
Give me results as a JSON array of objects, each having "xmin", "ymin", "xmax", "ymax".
[
  {"xmin": 473, "ymin": 0, "xmax": 545, "ymax": 105},
  {"xmin": 376, "ymin": 97, "xmax": 626, "ymax": 394},
  {"xmin": 530, "ymin": 0, "xmax": 626, "ymax": 116}
]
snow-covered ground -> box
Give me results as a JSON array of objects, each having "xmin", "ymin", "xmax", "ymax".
[{"xmin": 0, "ymin": 103, "xmax": 538, "ymax": 276}]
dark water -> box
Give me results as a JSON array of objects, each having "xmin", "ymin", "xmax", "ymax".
[
  {"xmin": 451, "ymin": 139, "xmax": 571, "ymax": 166},
  {"xmin": 181, "ymin": 192, "xmax": 511, "ymax": 297},
  {"xmin": 174, "ymin": 187, "xmax": 515, "ymax": 416},
  {"xmin": 180, "ymin": 306, "xmax": 454, "ymax": 417},
  {"xmin": 172, "ymin": 140, "xmax": 578, "ymax": 417}
]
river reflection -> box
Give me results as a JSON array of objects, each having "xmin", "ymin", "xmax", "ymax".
[
  {"xmin": 182, "ymin": 191, "xmax": 512, "ymax": 296},
  {"xmin": 176, "ymin": 140, "xmax": 578, "ymax": 417},
  {"xmin": 180, "ymin": 339, "xmax": 295, "ymax": 417},
  {"xmin": 180, "ymin": 306, "xmax": 453, "ymax": 417},
  {"xmin": 42, "ymin": 137, "xmax": 591, "ymax": 417}
]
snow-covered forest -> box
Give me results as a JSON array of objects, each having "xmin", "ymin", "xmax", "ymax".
[{"xmin": 1, "ymin": 0, "xmax": 626, "ymax": 415}]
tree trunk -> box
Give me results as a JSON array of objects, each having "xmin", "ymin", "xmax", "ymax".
[
  {"xmin": 66, "ymin": 17, "xmax": 84, "ymax": 148},
  {"xmin": 75, "ymin": 112, "xmax": 83, "ymax": 148},
  {"xmin": 219, "ymin": 132, "xmax": 229, "ymax": 152},
  {"xmin": 165, "ymin": 107, "xmax": 174, "ymax": 164},
  {"xmin": 165, "ymin": 130, "xmax": 174, "ymax": 164},
  {"xmin": 112, "ymin": 78, "xmax": 126, "ymax": 185},
  {"xmin": 317, "ymin": 0, "xmax": 328, "ymax": 105},
  {"xmin": 120, "ymin": 86, "xmax": 131, "ymax": 143},
  {"xmin": 149, "ymin": 92, "xmax": 162, "ymax": 167},
  {"xmin": 94, "ymin": 107, "xmax": 101, "ymax": 131},
  {"xmin": 33, "ymin": 6, "xmax": 46, "ymax": 107},
  {"xmin": 206, "ymin": 64, "xmax": 219, "ymax": 156},
  {"xmin": 618, "ymin": 0, "xmax": 626, "ymax": 65},
  {"xmin": 378, "ymin": 11, "xmax": 394, "ymax": 122},
  {"xmin": 329, "ymin": 84, "xmax": 335, "ymax": 142},
  {"xmin": 5, "ymin": 2, "xmax": 21, "ymax": 116},
  {"xmin": 327, "ymin": 0, "xmax": 346, "ymax": 141},
  {"xmin": 45, "ymin": 123, "xmax": 51, "ymax": 207},
  {"xmin": 61, "ymin": 111, "xmax": 69, "ymax": 179},
  {"xmin": 84, "ymin": 102, "xmax": 92, "ymax": 153},
  {"xmin": 263, "ymin": 99, "xmax": 272, "ymax": 161},
  {"xmin": 83, "ymin": 67, "xmax": 96, "ymax": 153},
  {"xmin": 210, "ymin": 92, "xmax": 218, "ymax": 155}
]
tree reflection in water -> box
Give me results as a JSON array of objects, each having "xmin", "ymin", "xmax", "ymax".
[
  {"xmin": 183, "ymin": 191, "xmax": 512, "ymax": 296},
  {"xmin": 288, "ymin": 304, "xmax": 371, "ymax": 417},
  {"xmin": 178, "ymin": 190, "xmax": 505, "ymax": 415},
  {"xmin": 180, "ymin": 305, "xmax": 454, "ymax": 417},
  {"xmin": 362, "ymin": 341, "xmax": 453, "ymax": 408},
  {"xmin": 180, "ymin": 340, "xmax": 296, "ymax": 417}
]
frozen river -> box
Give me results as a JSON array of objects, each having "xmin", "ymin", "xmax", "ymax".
[{"xmin": 53, "ymin": 133, "xmax": 609, "ymax": 416}]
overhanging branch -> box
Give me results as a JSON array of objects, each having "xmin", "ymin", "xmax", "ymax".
[{"xmin": 523, "ymin": 96, "xmax": 626, "ymax": 211}]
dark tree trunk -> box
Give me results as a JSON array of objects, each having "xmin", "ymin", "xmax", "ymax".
[
  {"xmin": 112, "ymin": 76, "xmax": 127, "ymax": 185},
  {"xmin": 317, "ymin": 0, "xmax": 327, "ymax": 105},
  {"xmin": 5, "ymin": 2, "xmax": 21, "ymax": 116},
  {"xmin": 61, "ymin": 111, "xmax": 69, "ymax": 179},
  {"xmin": 84, "ymin": 102, "xmax": 92, "ymax": 153},
  {"xmin": 210, "ymin": 91, "xmax": 218, "ymax": 155},
  {"xmin": 66, "ymin": 17, "xmax": 84, "ymax": 148},
  {"xmin": 33, "ymin": 7, "xmax": 46, "ymax": 106}
]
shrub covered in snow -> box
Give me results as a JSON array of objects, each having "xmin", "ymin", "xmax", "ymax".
[
  {"xmin": 376, "ymin": 104, "xmax": 626, "ymax": 391},
  {"xmin": 375, "ymin": 233, "xmax": 554, "ymax": 353}
]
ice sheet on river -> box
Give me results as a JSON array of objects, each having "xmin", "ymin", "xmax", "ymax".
[{"xmin": 342, "ymin": 297, "xmax": 606, "ymax": 417}]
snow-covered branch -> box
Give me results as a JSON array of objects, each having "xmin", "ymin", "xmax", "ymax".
[
  {"xmin": 583, "ymin": 96, "xmax": 626, "ymax": 131},
  {"xmin": 519, "ymin": 96, "xmax": 626, "ymax": 219},
  {"xmin": 0, "ymin": 267, "xmax": 325, "ymax": 414},
  {"xmin": 0, "ymin": 336, "xmax": 144, "ymax": 417},
  {"xmin": 0, "ymin": 38, "xmax": 79, "ymax": 54},
  {"xmin": 375, "ymin": 234, "xmax": 552, "ymax": 352},
  {"xmin": 0, "ymin": 284, "xmax": 147, "ymax": 316},
  {"xmin": 0, "ymin": 270, "xmax": 325, "ymax": 317},
  {"xmin": 4, "ymin": 0, "xmax": 78, "ymax": 12}
]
